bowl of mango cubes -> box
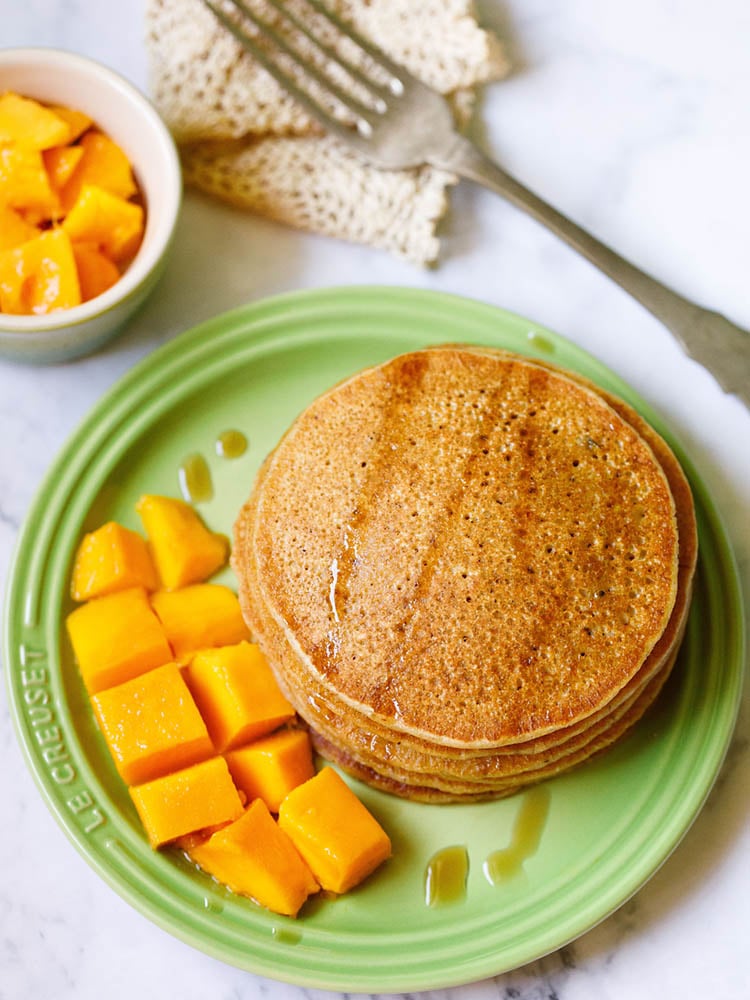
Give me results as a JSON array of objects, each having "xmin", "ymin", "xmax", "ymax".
[{"xmin": 0, "ymin": 48, "xmax": 181, "ymax": 363}]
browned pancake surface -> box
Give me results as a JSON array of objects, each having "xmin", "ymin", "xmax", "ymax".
[{"xmin": 236, "ymin": 348, "xmax": 681, "ymax": 746}]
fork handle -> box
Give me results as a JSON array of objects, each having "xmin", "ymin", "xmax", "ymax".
[{"xmin": 444, "ymin": 136, "xmax": 750, "ymax": 406}]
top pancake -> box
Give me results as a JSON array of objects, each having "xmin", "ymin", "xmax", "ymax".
[{"xmin": 235, "ymin": 347, "xmax": 680, "ymax": 747}]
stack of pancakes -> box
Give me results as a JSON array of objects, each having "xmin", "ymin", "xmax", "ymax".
[{"xmin": 233, "ymin": 347, "xmax": 697, "ymax": 802}]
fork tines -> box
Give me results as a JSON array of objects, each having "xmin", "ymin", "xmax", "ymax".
[{"xmin": 202, "ymin": 0, "xmax": 403, "ymax": 138}]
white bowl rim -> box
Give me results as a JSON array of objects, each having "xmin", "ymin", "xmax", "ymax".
[{"xmin": 0, "ymin": 46, "xmax": 182, "ymax": 338}]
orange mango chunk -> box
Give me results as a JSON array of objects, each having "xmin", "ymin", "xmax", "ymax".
[
  {"xmin": 129, "ymin": 756, "xmax": 243, "ymax": 848},
  {"xmin": 62, "ymin": 183, "xmax": 143, "ymax": 262},
  {"xmin": 189, "ymin": 798, "xmax": 319, "ymax": 917},
  {"xmin": 0, "ymin": 228, "xmax": 80, "ymax": 315},
  {"xmin": 0, "ymin": 96, "xmax": 141, "ymax": 317},
  {"xmin": 91, "ymin": 662, "xmax": 213, "ymax": 786},
  {"xmin": 225, "ymin": 728, "xmax": 315, "ymax": 812},
  {"xmin": 61, "ymin": 130, "xmax": 137, "ymax": 209},
  {"xmin": 279, "ymin": 767, "xmax": 391, "ymax": 894},
  {"xmin": 43, "ymin": 144, "xmax": 84, "ymax": 192},
  {"xmin": 135, "ymin": 494, "xmax": 228, "ymax": 590},
  {"xmin": 0, "ymin": 205, "xmax": 37, "ymax": 252},
  {"xmin": 151, "ymin": 584, "xmax": 250, "ymax": 661},
  {"xmin": 71, "ymin": 521, "xmax": 158, "ymax": 601},
  {"xmin": 66, "ymin": 586, "xmax": 173, "ymax": 694},
  {"xmin": 48, "ymin": 104, "xmax": 92, "ymax": 143},
  {"xmin": 0, "ymin": 91, "xmax": 71, "ymax": 149},
  {"xmin": 185, "ymin": 641, "xmax": 295, "ymax": 752},
  {"xmin": 0, "ymin": 145, "xmax": 60, "ymax": 219},
  {"xmin": 72, "ymin": 242, "xmax": 121, "ymax": 302}
]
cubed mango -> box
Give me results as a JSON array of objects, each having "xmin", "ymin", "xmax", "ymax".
[
  {"xmin": 0, "ymin": 205, "xmax": 37, "ymax": 252},
  {"xmin": 0, "ymin": 92, "xmax": 71, "ymax": 149},
  {"xmin": 150, "ymin": 584, "xmax": 250, "ymax": 661},
  {"xmin": 225, "ymin": 727, "xmax": 315, "ymax": 812},
  {"xmin": 43, "ymin": 144, "xmax": 84, "ymax": 192},
  {"xmin": 135, "ymin": 494, "xmax": 228, "ymax": 589},
  {"xmin": 72, "ymin": 242, "xmax": 121, "ymax": 302},
  {"xmin": 66, "ymin": 586, "xmax": 173, "ymax": 694},
  {"xmin": 184, "ymin": 641, "xmax": 295, "ymax": 752},
  {"xmin": 71, "ymin": 520, "xmax": 158, "ymax": 601},
  {"xmin": 48, "ymin": 104, "xmax": 92, "ymax": 143},
  {"xmin": 91, "ymin": 662, "xmax": 214, "ymax": 786},
  {"xmin": 189, "ymin": 798, "xmax": 319, "ymax": 917},
  {"xmin": 278, "ymin": 767, "xmax": 391, "ymax": 894},
  {"xmin": 0, "ymin": 228, "xmax": 80, "ymax": 315},
  {"xmin": 62, "ymin": 183, "xmax": 143, "ymax": 262},
  {"xmin": 130, "ymin": 756, "xmax": 243, "ymax": 848},
  {"xmin": 0, "ymin": 96, "xmax": 144, "ymax": 318},
  {"xmin": 0, "ymin": 145, "xmax": 60, "ymax": 220},
  {"xmin": 61, "ymin": 130, "xmax": 137, "ymax": 210}
]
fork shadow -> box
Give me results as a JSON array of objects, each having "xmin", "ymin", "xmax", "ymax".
[
  {"xmin": 467, "ymin": 0, "xmax": 527, "ymax": 154},
  {"xmin": 476, "ymin": 0, "xmax": 529, "ymax": 80}
]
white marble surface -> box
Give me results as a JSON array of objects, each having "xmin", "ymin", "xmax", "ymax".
[{"xmin": 1, "ymin": 0, "xmax": 749, "ymax": 997}]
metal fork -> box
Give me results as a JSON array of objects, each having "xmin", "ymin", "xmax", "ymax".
[{"xmin": 203, "ymin": 0, "xmax": 750, "ymax": 409}]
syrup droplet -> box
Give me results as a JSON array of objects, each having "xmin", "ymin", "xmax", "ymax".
[
  {"xmin": 526, "ymin": 330, "xmax": 555, "ymax": 354},
  {"xmin": 424, "ymin": 845, "xmax": 469, "ymax": 907},
  {"xmin": 178, "ymin": 453, "xmax": 213, "ymax": 503},
  {"xmin": 271, "ymin": 926, "xmax": 302, "ymax": 945},
  {"xmin": 483, "ymin": 785, "xmax": 550, "ymax": 885},
  {"xmin": 216, "ymin": 429, "xmax": 248, "ymax": 459}
]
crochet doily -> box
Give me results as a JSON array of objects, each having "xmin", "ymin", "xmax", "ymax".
[{"xmin": 146, "ymin": 0, "xmax": 508, "ymax": 263}]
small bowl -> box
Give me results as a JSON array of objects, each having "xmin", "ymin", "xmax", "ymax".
[{"xmin": 0, "ymin": 48, "xmax": 182, "ymax": 364}]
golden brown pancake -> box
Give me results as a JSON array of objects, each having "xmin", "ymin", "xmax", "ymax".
[
  {"xmin": 233, "ymin": 346, "xmax": 695, "ymax": 800},
  {"xmin": 305, "ymin": 644, "xmax": 680, "ymax": 802},
  {"xmin": 242, "ymin": 573, "xmax": 683, "ymax": 784}
]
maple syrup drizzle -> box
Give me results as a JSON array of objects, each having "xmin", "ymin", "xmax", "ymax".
[
  {"xmin": 483, "ymin": 785, "xmax": 551, "ymax": 885},
  {"xmin": 424, "ymin": 845, "xmax": 469, "ymax": 907},
  {"xmin": 271, "ymin": 926, "xmax": 302, "ymax": 945},
  {"xmin": 526, "ymin": 330, "xmax": 555, "ymax": 354},
  {"xmin": 178, "ymin": 452, "xmax": 213, "ymax": 504},
  {"xmin": 216, "ymin": 429, "xmax": 248, "ymax": 459}
]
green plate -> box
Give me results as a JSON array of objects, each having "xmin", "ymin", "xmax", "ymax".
[{"xmin": 4, "ymin": 287, "xmax": 744, "ymax": 992}]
